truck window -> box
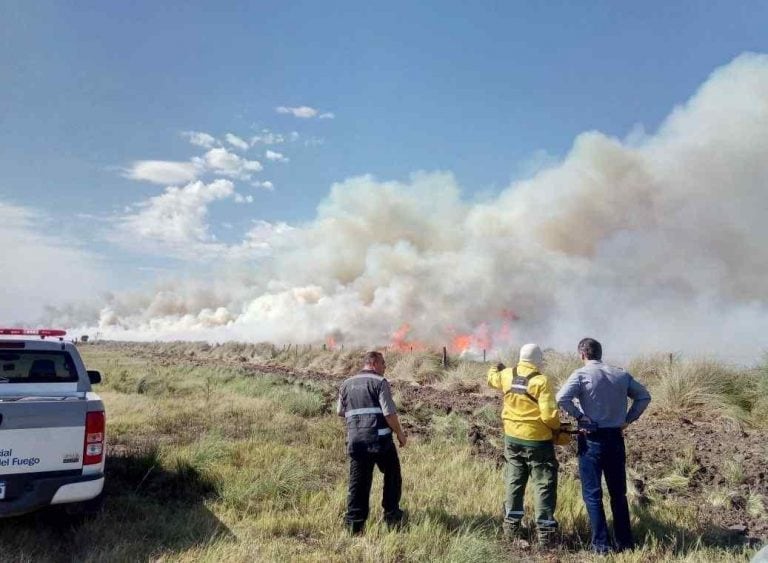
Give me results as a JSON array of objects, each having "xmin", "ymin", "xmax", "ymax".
[{"xmin": 0, "ymin": 351, "xmax": 78, "ymax": 383}]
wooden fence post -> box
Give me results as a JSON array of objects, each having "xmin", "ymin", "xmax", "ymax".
[{"xmin": 442, "ymin": 346, "xmax": 448, "ymax": 368}]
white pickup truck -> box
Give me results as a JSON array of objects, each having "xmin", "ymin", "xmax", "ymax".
[{"xmin": 0, "ymin": 329, "xmax": 105, "ymax": 517}]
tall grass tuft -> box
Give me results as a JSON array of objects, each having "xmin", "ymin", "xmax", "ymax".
[
  {"xmin": 650, "ymin": 360, "xmax": 753, "ymax": 423},
  {"xmin": 438, "ymin": 361, "xmax": 486, "ymax": 393},
  {"xmin": 386, "ymin": 351, "xmax": 443, "ymax": 384}
]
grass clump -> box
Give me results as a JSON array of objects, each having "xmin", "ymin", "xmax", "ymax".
[
  {"xmin": 432, "ymin": 412, "xmax": 470, "ymax": 442},
  {"xmin": 386, "ymin": 351, "xmax": 444, "ymax": 384},
  {"xmin": 438, "ymin": 362, "xmax": 486, "ymax": 393},
  {"xmin": 747, "ymin": 491, "xmax": 766, "ymax": 519},
  {"xmin": 473, "ymin": 404, "xmax": 499, "ymax": 425},
  {"xmin": 649, "ymin": 360, "xmax": 755, "ymax": 424},
  {"xmin": 706, "ymin": 487, "xmax": 732, "ymax": 509},
  {"xmin": 227, "ymin": 375, "xmax": 327, "ymax": 417},
  {"xmin": 721, "ymin": 458, "xmax": 746, "ymax": 487}
]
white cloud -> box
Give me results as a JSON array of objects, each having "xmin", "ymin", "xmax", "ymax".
[
  {"xmin": 276, "ymin": 105, "xmax": 319, "ymax": 118},
  {"xmin": 250, "ymin": 129, "xmax": 301, "ymax": 145},
  {"xmin": 125, "ymin": 160, "xmax": 200, "ymax": 185},
  {"xmin": 117, "ymin": 179, "xmax": 235, "ymax": 256},
  {"xmin": 250, "ymin": 130, "xmax": 286, "ymax": 145},
  {"xmin": 182, "ymin": 131, "xmax": 218, "ymax": 148},
  {"xmin": 251, "ymin": 134, "xmax": 280, "ymax": 145},
  {"xmin": 233, "ymin": 193, "xmax": 254, "ymax": 204},
  {"xmin": 319, "ymin": 112, "xmax": 335, "ymax": 119},
  {"xmin": 0, "ymin": 201, "xmax": 108, "ymax": 321},
  {"xmin": 225, "ymin": 133, "xmax": 249, "ymax": 151},
  {"xmin": 265, "ymin": 150, "xmax": 289, "ymax": 163},
  {"xmin": 127, "ymin": 140, "xmax": 265, "ymax": 185},
  {"xmin": 114, "ymin": 179, "xmax": 282, "ymax": 261},
  {"xmin": 194, "ymin": 147, "xmax": 263, "ymax": 180},
  {"xmin": 252, "ymin": 180, "xmax": 274, "ymax": 191}
]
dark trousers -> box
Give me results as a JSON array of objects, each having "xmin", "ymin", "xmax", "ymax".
[
  {"xmin": 577, "ymin": 430, "xmax": 633, "ymax": 552},
  {"xmin": 346, "ymin": 443, "xmax": 402, "ymax": 526},
  {"xmin": 503, "ymin": 438, "xmax": 558, "ymax": 528}
]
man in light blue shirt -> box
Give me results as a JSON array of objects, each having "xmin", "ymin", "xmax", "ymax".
[{"xmin": 556, "ymin": 338, "xmax": 651, "ymax": 553}]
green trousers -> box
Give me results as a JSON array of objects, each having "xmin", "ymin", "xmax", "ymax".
[{"xmin": 503, "ymin": 437, "xmax": 558, "ymax": 528}]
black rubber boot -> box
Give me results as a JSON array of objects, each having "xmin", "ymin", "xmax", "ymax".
[
  {"xmin": 347, "ymin": 520, "xmax": 365, "ymax": 535},
  {"xmin": 384, "ymin": 508, "xmax": 405, "ymax": 530}
]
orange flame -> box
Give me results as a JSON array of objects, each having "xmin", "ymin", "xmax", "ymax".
[
  {"xmin": 389, "ymin": 323, "xmax": 427, "ymax": 352},
  {"xmin": 447, "ymin": 322, "xmax": 495, "ymax": 354},
  {"xmin": 451, "ymin": 333, "xmax": 473, "ymax": 353},
  {"xmin": 389, "ymin": 313, "xmax": 520, "ymax": 355},
  {"xmin": 326, "ymin": 336, "xmax": 337, "ymax": 350}
]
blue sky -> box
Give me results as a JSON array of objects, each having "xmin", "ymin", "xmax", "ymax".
[{"xmin": 2, "ymin": 1, "xmax": 768, "ymax": 318}]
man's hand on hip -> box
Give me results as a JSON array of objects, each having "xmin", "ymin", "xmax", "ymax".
[{"xmin": 578, "ymin": 415, "xmax": 597, "ymax": 433}]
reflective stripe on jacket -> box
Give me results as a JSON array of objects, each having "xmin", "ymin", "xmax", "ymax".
[
  {"xmin": 338, "ymin": 371, "xmax": 394, "ymax": 454},
  {"xmin": 487, "ymin": 360, "xmax": 560, "ymax": 442}
]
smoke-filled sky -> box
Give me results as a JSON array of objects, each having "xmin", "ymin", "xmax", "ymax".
[{"xmin": 3, "ymin": 3, "xmax": 768, "ymax": 359}]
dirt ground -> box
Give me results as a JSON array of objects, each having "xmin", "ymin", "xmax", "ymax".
[{"xmin": 103, "ymin": 343, "xmax": 768, "ymax": 543}]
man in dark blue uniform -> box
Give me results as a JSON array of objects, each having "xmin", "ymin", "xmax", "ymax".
[{"xmin": 337, "ymin": 351, "xmax": 407, "ymax": 534}]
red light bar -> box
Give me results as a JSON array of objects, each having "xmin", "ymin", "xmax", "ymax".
[{"xmin": 0, "ymin": 328, "xmax": 67, "ymax": 337}]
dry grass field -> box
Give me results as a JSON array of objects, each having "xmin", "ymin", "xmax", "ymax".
[{"xmin": 1, "ymin": 341, "xmax": 766, "ymax": 562}]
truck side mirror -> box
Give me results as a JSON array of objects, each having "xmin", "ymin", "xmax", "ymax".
[{"xmin": 87, "ymin": 370, "xmax": 102, "ymax": 384}]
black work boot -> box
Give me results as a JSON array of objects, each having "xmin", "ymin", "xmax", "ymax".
[
  {"xmin": 347, "ymin": 520, "xmax": 365, "ymax": 535},
  {"xmin": 384, "ymin": 508, "xmax": 405, "ymax": 530}
]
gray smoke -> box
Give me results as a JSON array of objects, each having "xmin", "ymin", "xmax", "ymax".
[{"xmin": 62, "ymin": 53, "xmax": 768, "ymax": 359}]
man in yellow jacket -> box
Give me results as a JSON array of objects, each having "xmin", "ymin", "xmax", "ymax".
[{"xmin": 487, "ymin": 343, "xmax": 560, "ymax": 545}]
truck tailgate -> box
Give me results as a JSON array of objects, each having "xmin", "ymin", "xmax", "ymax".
[{"xmin": 0, "ymin": 399, "xmax": 86, "ymax": 475}]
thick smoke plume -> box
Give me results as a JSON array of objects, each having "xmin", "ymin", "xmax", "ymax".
[{"xmin": 74, "ymin": 54, "xmax": 768, "ymax": 358}]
